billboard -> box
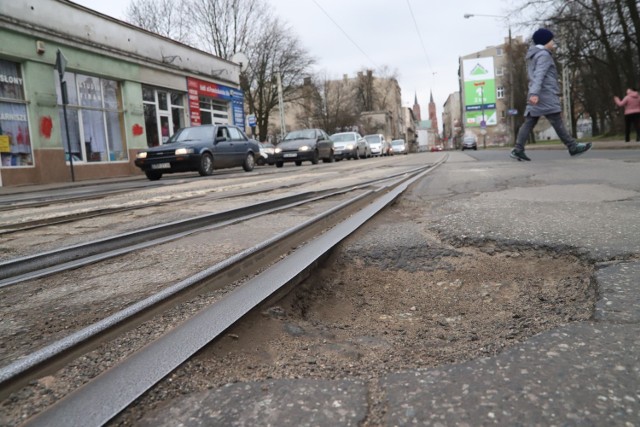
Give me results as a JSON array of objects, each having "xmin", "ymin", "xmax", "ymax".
[
  {"xmin": 462, "ymin": 57, "xmax": 496, "ymax": 127},
  {"xmin": 187, "ymin": 77, "xmax": 245, "ymax": 128}
]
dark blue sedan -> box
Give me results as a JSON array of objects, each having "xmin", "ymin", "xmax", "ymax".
[{"xmin": 135, "ymin": 124, "xmax": 260, "ymax": 180}]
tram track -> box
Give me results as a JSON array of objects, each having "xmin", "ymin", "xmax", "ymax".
[
  {"xmin": 0, "ymin": 166, "xmax": 424, "ymax": 287},
  {"xmin": 0, "ymin": 162, "xmax": 404, "ymax": 235},
  {"xmin": 0, "ymin": 156, "xmax": 447, "ymax": 426}
]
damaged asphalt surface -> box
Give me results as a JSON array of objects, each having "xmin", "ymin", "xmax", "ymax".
[{"xmin": 135, "ymin": 149, "xmax": 640, "ymax": 426}]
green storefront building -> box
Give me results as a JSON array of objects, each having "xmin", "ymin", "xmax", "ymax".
[{"xmin": 0, "ymin": 0, "xmax": 244, "ymax": 186}]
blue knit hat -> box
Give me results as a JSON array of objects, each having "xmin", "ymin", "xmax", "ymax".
[{"xmin": 533, "ymin": 28, "xmax": 554, "ymax": 45}]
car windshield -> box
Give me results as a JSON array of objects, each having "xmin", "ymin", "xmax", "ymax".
[
  {"xmin": 365, "ymin": 136, "xmax": 381, "ymax": 143},
  {"xmin": 284, "ymin": 129, "xmax": 316, "ymax": 141},
  {"xmin": 331, "ymin": 133, "xmax": 355, "ymax": 142},
  {"xmin": 392, "ymin": 141, "xmax": 404, "ymax": 146},
  {"xmin": 170, "ymin": 126, "xmax": 213, "ymax": 142}
]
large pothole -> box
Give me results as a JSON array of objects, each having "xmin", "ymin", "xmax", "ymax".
[{"xmin": 115, "ymin": 231, "xmax": 597, "ymax": 426}]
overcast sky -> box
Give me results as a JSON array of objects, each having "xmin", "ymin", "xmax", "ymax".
[{"xmin": 73, "ymin": 0, "xmax": 531, "ymax": 124}]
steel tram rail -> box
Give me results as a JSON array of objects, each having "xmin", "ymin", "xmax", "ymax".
[
  {"xmin": 0, "ymin": 156, "xmax": 448, "ymax": 425},
  {"xmin": 11, "ymin": 155, "xmax": 447, "ymax": 426},
  {"xmin": 0, "ymin": 166, "xmax": 427, "ymax": 287}
]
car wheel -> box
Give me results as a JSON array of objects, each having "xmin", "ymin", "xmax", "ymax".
[
  {"xmin": 461, "ymin": 147, "xmax": 465, "ymax": 151},
  {"xmin": 473, "ymin": 147, "xmax": 477, "ymax": 151},
  {"xmin": 295, "ymin": 160, "xmax": 302, "ymax": 166},
  {"xmin": 311, "ymin": 150, "xmax": 319, "ymax": 165},
  {"xmin": 354, "ymin": 149, "xmax": 359, "ymax": 160},
  {"xmin": 243, "ymin": 153, "xmax": 255, "ymax": 171},
  {"xmin": 145, "ymin": 170, "xmax": 162, "ymax": 181},
  {"xmin": 276, "ymin": 161, "xmax": 284, "ymax": 168},
  {"xmin": 198, "ymin": 153, "xmax": 214, "ymax": 176}
]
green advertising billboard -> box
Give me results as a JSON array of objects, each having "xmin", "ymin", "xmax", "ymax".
[{"xmin": 462, "ymin": 57, "xmax": 496, "ymax": 127}]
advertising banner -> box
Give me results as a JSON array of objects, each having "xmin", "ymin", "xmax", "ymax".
[
  {"xmin": 187, "ymin": 77, "xmax": 245, "ymax": 128},
  {"xmin": 462, "ymin": 57, "xmax": 496, "ymax": 127}
]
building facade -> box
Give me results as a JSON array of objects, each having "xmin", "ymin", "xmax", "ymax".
[
  {"xmin": 273, "ymin": 71, "xmax": 404, "ymax": 141},
  {"xmin": 458, "ymin": 38, "xmax": 513, "ymax": 147},
  {"xmin": 442, "ymin": 92, "xmax": 461, "ymax": 149},
  {"xmin": 0, "ymin": 0, "xmax": 242, "ymax": 186}
]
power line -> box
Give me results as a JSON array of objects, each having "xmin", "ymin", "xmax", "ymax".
[
  {"xmin": 405, "ymin": 0, "xmax": 433, "ymax": 74},
  {"xmin": 309, "ymin": 0, "xmax": 379, "ymax": 70}
]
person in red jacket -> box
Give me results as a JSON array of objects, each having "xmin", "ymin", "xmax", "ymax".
[{"xmin": 614, "ymin": 87, "xmax": 640, "ymax": 142}]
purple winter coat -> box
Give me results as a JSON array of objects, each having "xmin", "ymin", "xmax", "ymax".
[{"xmin": 524, "ymin": 45, "xmax": 562, "ymax": 117}]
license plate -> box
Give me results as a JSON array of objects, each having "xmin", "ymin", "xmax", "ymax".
[
  {"xmin": 151, "ymin": 163, "xmax": 171, "ymax": 169},
  {"xmin": 283, "ymin": 153, "xmax": 297, "ymax": 158},
  {"xmin": 334, "ymin": 150, "xmax": 342, "ymax": 154}
]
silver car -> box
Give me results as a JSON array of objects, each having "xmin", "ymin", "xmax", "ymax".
[
  {"xmin": 330, "ymin": 132, "xmax": 370, "ymax": 160},
  {"xmin": 391, "ymin": 139, "xmax": 407, "ymax": 155},
  {"xmin": 364, "ymin": 134, "xmax": 387, "ymax": 157}
]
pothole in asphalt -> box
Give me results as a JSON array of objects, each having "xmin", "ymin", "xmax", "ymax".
[
  {"xmin": 204, "ymin": 238, "xmax": 596, "ymax": 377},
  {"xmin": 120, "ymin": 231, "xmax": 596, "ymax": 426}
]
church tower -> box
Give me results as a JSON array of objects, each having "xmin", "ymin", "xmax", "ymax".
[
  {"xmin": 412, "ymin": 93, "xmax": 422, "ymax": 122},
  {"xmin": 428, "ymin": 90, "xmax": 438, "ymax": 133}
]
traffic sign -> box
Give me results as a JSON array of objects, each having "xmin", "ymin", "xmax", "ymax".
[{"xmin": 247, "ymin": 114, "xmax": 256, "ymax": 127}]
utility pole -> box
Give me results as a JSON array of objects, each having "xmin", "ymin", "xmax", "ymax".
[
  {"xmin": 55, "ymin": 49, "xmax": 75, "ymax": 182},
  {"xmin": 508, "ymin": 26, "xmax": 515, "ymax": 145},
  {"xmin": 276, "ymin": 71, "xmax": 286, "ymax": 140}
]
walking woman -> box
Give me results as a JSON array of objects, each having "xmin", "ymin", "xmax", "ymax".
[
  {"xmin": 614, "ymin": 87, "xmax": 640, "ymax": 142},
  {"xmin": 511, "ymin": 28, "xmax": 591, "ymax": 161}
]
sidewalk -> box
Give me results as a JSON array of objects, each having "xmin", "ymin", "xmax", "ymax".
[{"xmin": 525, "ymin": 139, "xmax": 640, "ymax": 150}]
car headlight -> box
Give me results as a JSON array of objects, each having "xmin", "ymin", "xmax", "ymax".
[
  {"xmin": 175, "ymin": 148, "xmax": 194, "ymax": 155},
  {"xmin": 346, "ymin": 144, "xmax": 354, "ymax": 150},
  {"xmin": 264, "ymin": 148, "xmax": 275, "ymax": 154},
  {"xmin": 299, "ymin": 145, "xmax": 310, "ymax": 152},
  {"xmin": 136, "ymin": 151, "xmax": 147, "ymax": 159},
  {"xmin": 275, "ymin": 147, "xmax": 282, "ymax": 154}
]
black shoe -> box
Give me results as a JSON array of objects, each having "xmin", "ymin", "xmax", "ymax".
[
  {"xmin": 569, "ymin": 142, "xmax": 592, "ymax": 157},
  {"xmin": 510, "ymin": 149, "xmax": 531, "ymax": 161}
]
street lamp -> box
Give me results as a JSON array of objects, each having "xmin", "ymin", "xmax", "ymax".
[{"xmin": 464, "ymin": 13, "xmax": 515, "ymax": 146}]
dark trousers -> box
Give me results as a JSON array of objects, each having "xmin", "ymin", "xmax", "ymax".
[
  {"xmin": 624, "ymin": 113, "xmax": 640, "ymax": 142},
  {"xmin": 515, "ymin": 112, "xmax": 576, "ymax": 151}
]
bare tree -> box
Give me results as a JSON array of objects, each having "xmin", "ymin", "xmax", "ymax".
[
  {"xmin": 294, "ymin": 73, "xmax": 359, "ymax": 133},
  {"xmin": 511, "ymin": 0, "xmax": 640, "ymax": 136},
  {"xmin": 191, "ymin": 0, "xmax": 267, "ymax": 60},
  {"xmin": 242, "ymin": 16, "xmax": 315, "ymax": 141},
  {"xmin": 125, "ymin": 0, "xmax": 192, "ymax": 44}
]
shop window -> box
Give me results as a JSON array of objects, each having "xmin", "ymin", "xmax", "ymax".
[
  {"xmin": 55, "ymin": 72, "xmax": 126, "ymax": 162},
  {"xmin": 142, "ymin": 85, "xmax": 185, "ymax": 147},
  {"xmin": 0, "ymin": 59, "xmax": 33, "ymax": 167},
  {"xmin": 199, "ymin": 96, "xmax": 229, "ymax": 125}
]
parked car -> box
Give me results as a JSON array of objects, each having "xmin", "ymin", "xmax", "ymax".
[
  {"xmin": 274, "ymin": 128, "xmax": 334, "ymax": 167},
  {"xmin": 364, "ymin": 134, "xmax": 389, "ymax": 157},
  {"xmin": 257, "ymin": 142, "xmax": 276, "ymax": 166},
  {"xmin": 134, "ymin": 124, "xmax": 259, "ymax": 180},
  {"xmin": 330, "ymin": 132, "xmax": 371, "ymax": 160},
  {"xmin": 390, "ymin": 139, "xmax": 407, "ymax": 155},
  {"xmin": 462, "ymin": 134, "xmax": 478, "ymax": 151},
  {"xmin": 430, "ymin": 144, "xmax": 444, "ymax": 152}
]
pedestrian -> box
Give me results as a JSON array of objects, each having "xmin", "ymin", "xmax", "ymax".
[
  {"xmin": 613, "ymin": 87, "xmax": 640, "ymax": 142},
  {"xmin": 511, "ymin": 28, "xmax": 591, "ymax": 161}
]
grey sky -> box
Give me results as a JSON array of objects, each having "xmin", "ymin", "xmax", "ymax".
[{"xmin": 73, "ymin": 0, "xmax": 527, "ymax": 125}]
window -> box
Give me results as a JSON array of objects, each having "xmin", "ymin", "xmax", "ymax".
[
  {"xmin": 496, "ymin": 47, "xmax": 503, "ymax": 56},
  {"xmin": 496, "ymin": 67, "xmax": 504, "ymax": 76},
  {"xmin": 142, "ymin": 86, "xmax": 185, "ymax": 147},
  {"xmin": 0, "ymin": 59, "xmax": 33, "ymax": 167},
  {"xmin": 55, "ymin": 72, "xmax": 126, "ymax": 162},
  {"xmin": 497, "ymin": 86, "xmax": 505, "ymax": 99},
  {"xmin": 200, "ymin": 97, "xmax": 230, "ymax": 125},
  {"xmin": 227, "ymin": 126, "xmax": 244, "ymax": 140}
]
